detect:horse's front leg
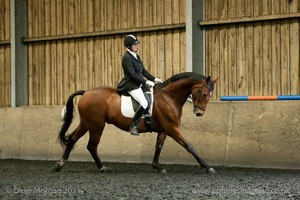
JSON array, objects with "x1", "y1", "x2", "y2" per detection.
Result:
[
  {"x1": 152, "y1": 132, "x2": 167, "y2": 173},
  {"x1": 169, "y1": 130, "x2": 216, "y2": 174}
]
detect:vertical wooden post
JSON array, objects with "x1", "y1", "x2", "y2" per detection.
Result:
[
  {"x1": 10, "y1": 0, "x2": 28, "y2": 106},
  {"x1": 186, "y1": 0, "x2": 205, "y2": 74}
]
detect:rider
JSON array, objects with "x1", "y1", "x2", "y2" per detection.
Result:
[{"x1": 117, "y1": 35, "x2": 162, "y2": 136}]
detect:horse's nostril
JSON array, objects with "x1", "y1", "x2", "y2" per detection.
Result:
[{"x1": 196, "y1": 113, "x2": 201, "y2": 117}]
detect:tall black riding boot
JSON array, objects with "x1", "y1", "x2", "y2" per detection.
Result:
[{"x1": 129, "y1": 105, "x2": 145, "y2": 136}]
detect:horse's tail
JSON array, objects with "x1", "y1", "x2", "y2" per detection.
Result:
[{"x1": 58, "y1": 90, "x2": 85, "y2": 146}]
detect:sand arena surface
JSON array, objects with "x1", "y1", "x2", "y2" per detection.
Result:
[{"x1": 0, "y1": 159, "x2": 299, "y2": 199}]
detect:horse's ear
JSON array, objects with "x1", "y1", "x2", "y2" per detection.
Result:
[
  {"x1": 206, "y1": 76, "x2": 211, "y2": 84},
  {"x1": 212, "y1": 77, "x2": 219, "y2": 84}
]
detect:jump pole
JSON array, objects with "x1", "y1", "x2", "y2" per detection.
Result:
[{"x1": 220, "y1": 95, "x2": 300, "y2": 101}]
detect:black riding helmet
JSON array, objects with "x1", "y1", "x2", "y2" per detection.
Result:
[{"x1": 124, "y1": 35, "x2": 140, "y2": 49}]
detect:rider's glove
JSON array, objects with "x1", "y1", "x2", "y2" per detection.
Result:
[
  {"x1": 145, "y1": 80, "x2": 155, "y2": 87},
  {"x1": 154, "y1": 78, "x2": 163, "y2": 84}
]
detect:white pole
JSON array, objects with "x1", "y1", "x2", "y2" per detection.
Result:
[
  {"x1": 10, "y1": 0, "x2": 16, "y2": 107},
  {"x1": 186, "y1": 0, "x2": 193, "y2": 72}
]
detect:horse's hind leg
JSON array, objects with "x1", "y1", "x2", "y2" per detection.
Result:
[
  {"x1": 52, "y1": 123, "x2": 88, "y2": 172},
  {"x1": 86, "y1": 124, "x2": 110, "y2": 172},
  {"x1": 152, "y1": 132, "x2": 167, "y2": 173}
]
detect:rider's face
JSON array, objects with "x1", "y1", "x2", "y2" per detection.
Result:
[{"x1": 130, "y1": 44, "x2": 138, "y2": 52}]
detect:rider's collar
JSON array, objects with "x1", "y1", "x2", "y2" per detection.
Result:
[{"x1": 127, "y1": 49, "x2": 138, "y2": 60}]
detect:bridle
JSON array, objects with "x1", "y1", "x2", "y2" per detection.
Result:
[
  {"x1": 191, "y1": 81, "x2": 213, "y2": 112},
  {"x1": 192, "y1": 86, "x2": 206, "y2": 111},
  {"x1": 156, "y1": 81, "x2": 214, "y2": 111}
]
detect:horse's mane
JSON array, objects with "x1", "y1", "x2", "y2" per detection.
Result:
[{"x1": 158, "y1": 72, "x2": 208, "y2": 88}]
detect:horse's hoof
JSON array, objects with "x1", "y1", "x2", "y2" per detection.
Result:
[
  {"x1": 99, "y1": 166, "x2": 112, "y2": 172},
  {"x1": 206, "y1": 167, "x2": 216, "y2": 174},
  {"x1": 154, "y1": 168, "x2": 167, "y2": 174},
  {"x1": 51, "y1": 164, "x2": 62, "y2": 172}
]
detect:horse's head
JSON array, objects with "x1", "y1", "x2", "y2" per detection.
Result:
[{"x1": 191, "y1": 76, "x2": 218, "y2": 117}]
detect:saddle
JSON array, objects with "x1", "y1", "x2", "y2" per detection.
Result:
[{"x1": 120, "y1": 87, "x2": 154, "y2": 131}]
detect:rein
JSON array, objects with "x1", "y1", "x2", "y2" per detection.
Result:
[
  {"x1": 155, "y1": 82, "x2": 211, "y2": 107},
  {"x1": 155, "y1": 86, "x2": 192, "y2": 103}
]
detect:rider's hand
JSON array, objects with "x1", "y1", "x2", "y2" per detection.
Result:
[
  {"x1": 154, "y1": 78, "x2": 163, "y2": 84},
  {"x1": 146, "y1": 80, "x2": 155, "y2": 87}
]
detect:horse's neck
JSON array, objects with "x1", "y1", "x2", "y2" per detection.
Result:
[{"x1": 165, "y1": 80, "x2": 195, "y2": 100}]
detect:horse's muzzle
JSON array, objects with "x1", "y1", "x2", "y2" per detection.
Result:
[{"x1": 193, "y1": 106, "x2": 205, "y2": 117}]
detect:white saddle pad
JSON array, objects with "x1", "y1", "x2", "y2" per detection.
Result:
[{"x1": 121, "y1": 88, "x2": 154, "y2": 118}]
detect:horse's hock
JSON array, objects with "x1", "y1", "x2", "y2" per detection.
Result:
[{"x1": 1, "y1": 101, "x2": 299, "y2": 169}]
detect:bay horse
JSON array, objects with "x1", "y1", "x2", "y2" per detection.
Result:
[{"x1": 52, "y1": 72, "x2": 218, "y2": 174}]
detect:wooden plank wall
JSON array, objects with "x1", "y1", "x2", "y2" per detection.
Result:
[
  {"x1": 2, "y1": 0, "x2": 299, "y2": 106},
  {"x1": 26, "y1": 0, "x2": 186, "y2": 105},
  {"x1": 0, "y1": 0, "x2": 10, "y2": 107},
  {"x1": 204, "y1": 0, "x2": 300, "y2": 100}
]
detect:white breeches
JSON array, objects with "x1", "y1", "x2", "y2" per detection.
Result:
[{"x1": 129, "y1": 87, "x2": 148, "y2": 109}]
